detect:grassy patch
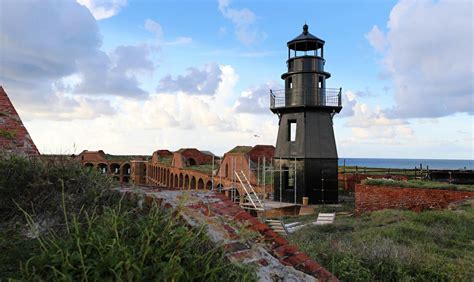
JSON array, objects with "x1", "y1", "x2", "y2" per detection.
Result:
[
  {"x1": 0, "y1": 129, "x2": 15, "y2": 139},
  {"x1": 364, "y1": 178, "x2": 474, "y2": 192},
  {"x1": 288, "y1": 200, "x2": 474, "y2": 281},
  {"x1": 158, "y1": 156, "x2": 172, "y2": 166},
  {"x1": 0, "y1": 154, "x2": 257, "y2": 280},
  {"x1": 20, "y1": 204, "x2": 256, "y2": 281},
  {"x1": 188, "y1": 163, "x2": 215, "y2": 175}
]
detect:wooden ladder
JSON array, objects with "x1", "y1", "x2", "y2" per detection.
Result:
[{"x1": 235, "y1": 170, "x2": 264, "y2": 211}]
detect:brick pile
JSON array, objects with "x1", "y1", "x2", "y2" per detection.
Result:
[
  {"x1": 0, "y1": 86, "x2": 39, "y2": 155},
  {"x1": 355, "y1": 184, "x2": 474, "y2": 214},
  {"x1": 119, "y1": 188, "x2": 338, "y2": 281}
]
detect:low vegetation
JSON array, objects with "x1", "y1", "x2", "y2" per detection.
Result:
[
  {"x1": 0, "y1": 129, "x2": 15, "y2": 139},
  {"x1": 287, "y1": 200, "x2": 474, "y2": 281},
  {"x1": 0, "y1": 154, "x2": 256, "y2": 281},
  {"x1": 364, "y1": 178, "x2": 474, "y2": 192}
]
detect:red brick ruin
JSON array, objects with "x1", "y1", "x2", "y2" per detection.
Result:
[{"x1": 0, "y1": 86, "x2": 39, "y2": 156}]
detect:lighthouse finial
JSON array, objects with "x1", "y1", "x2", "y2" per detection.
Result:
[{"x1": 303, "y1": 22, "x2": 308, "y2": 34}]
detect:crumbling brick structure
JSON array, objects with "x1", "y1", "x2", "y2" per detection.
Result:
[
  {"x1": 0, "y1": 86, "x2": 39, "y2": 155},
  {"x1": 355, "y1": 184, "x2": 474, "y2": 214}
]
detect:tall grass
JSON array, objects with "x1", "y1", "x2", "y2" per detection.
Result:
[
  {"x1": 288, "y1": 202, "x2": 474, "y2": 281},
  {"x1": 21, "y1": 203, "x2": 256, "y2": 281},
  {"x1": 0, "y1": 154, "x2": 256, "y2": 281}
]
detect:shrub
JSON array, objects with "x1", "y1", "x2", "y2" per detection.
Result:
[{"x1": 0, "y1": 154, "x2": 118, "y2": 222}]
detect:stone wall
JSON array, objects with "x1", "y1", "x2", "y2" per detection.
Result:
[{"x1": 355, "y1": 184, "x2": 474, "y2": 214}]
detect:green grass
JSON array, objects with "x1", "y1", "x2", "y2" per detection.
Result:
[
  {"x1": 19, "y1": 204, "x2": 255, "y2": 281},
  {"x1": 287, "y1": 200, "x2": 474, "y2": 281},
  {"x1": 187, "y1": 163, "x2": 216, "y2": 175},
  {"x1": 0, "y1": 129, "x2": 15, "y2": 139},
  {"x1": 0, "y1": 154, "x2": 257, "y2": 281},
  {"x1": 364, "y1": 178, "x2": 474, "y2": 192},
  {"x1": 339, "y1": 166, "x2": 419, "y2": 176},
  {"x1": 158, "y1": 156, "x2": 172, "y2": 166}
]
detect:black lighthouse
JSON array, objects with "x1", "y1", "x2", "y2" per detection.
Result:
[{"x1": 270, "y1": 24, "x2": 342, "y2": 204}]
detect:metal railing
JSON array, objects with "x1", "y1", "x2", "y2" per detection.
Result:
[{"x1": 270, "y1": 87, "x2": 342, "y2": 109}]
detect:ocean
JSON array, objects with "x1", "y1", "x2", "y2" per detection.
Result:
[{"x1": 338, "y1": 158, "x2": 473, "y2": 170}]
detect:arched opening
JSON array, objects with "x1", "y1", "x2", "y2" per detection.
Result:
[
  {"x1": 184, "y1": 175, "x2": 190, "y2": 189},
  {"x1": 225, "y1": 164, "x2": 229, "y2": 178},
  {"x1": 190, "y1": 176, "x2": 196, "y2": 190},
  {"x1": 197, "y1": 178, "x2": 204, "y2": 190},
  {"x1": 122, "y1": 163, "x2": 131, "y2": 183},
  {"x1": 97, "y1": 163, "x2": 108, "y2": 174},
  {"x1": 186, "y1": 158, "x2": 197, "y2": 166},
  {"x1": 216, "y1": 183, "x2": 224, "y2": 193},
  {"x1": 84, "y1": 163, "x2": 94, "y2": 171},
  {"x1": 206, "y1": 181, "x2": 212, "y2": 190},
  {"x1": 179, "y1": 173, "x2": 184, "y2": 188},
  {"x1": 110, "y1": 163, "x2": 120, "y2": 174},
  {"x1": 122, "y1": 163, "x2": 131, "y2": 175},
  {"x1": 174, "y1": 174, "x2": 179, "y2": 188},
  {"x1": 170, "y1": 173, "x2": 174, "y2": 187},
  {"x1": 110, "y1": 163, "x2": 120, "y2": 181}
]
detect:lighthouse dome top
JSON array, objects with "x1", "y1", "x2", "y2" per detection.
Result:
[{"x1": 287, "y1": 24, "x2": 325, "y2": 51}]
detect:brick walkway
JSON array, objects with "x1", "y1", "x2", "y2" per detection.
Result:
[{"x1": 118, "y1": 187, "x2": 338, "y2": 281}]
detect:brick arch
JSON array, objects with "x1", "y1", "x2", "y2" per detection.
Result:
[
  {"x1": 97, "y1": 163, "x2": 108, "y2": 174},
  {"x1": 84, "y1": 163, "x2": 94, "y2": 169},
  {"x1": 190, "y1": 176, "x2": 196, "y2": 190},
  {"x1": 216, "y1": 183, "x2": 225, "y2": 194},
  {"x1": 179, "y1": 173, "x2": 184, "y2": 189},
  {"x1": 185, "y1": 174, "x2": 190, "y2": 189},
  {"x1": 197, "y1": 178, "x2": 204, "y2": 190},
  {"x1": 206, "y1": 180, "x2": 212, "y2": 190},
  {"x1": 170, "y1": 173, "x2": 174, "y2": 187},
  {"x1": 174, "y1": 174, "x2": 179, "y2": 188},
  {"x1": 110, "y1": 163, "x2": 120, "y2": 175}
]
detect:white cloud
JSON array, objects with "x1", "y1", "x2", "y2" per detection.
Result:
[
  {"x1": 342, "y1": 101, "x2": 414, "y2": 143},
  {"x1": 156, "y1": 63, "x2": 222, "y2": 95},
  {"x1": 234, "y1": 82, "x2": 281, "y2": 114},
  {"x1": 76, "y1": 0, "x2": 127, "y2": 20},
  {"x1": 144, "y1": 19, "x2": 164, "y2": 39},
  {"x1": 0, "y1": 0, "x2": 156, "y2": 121},
  {"x1": 365, "y1": 25, "x2": 387, "y2": 52},
  {"x1": 339, "y1": 90, "x2": 358, "y2": 117},
  {"x1": 218, "y1": 0, "x2": 266, "y2": 45},
  {"x1": 368, "y1": 0, "x2": 473, "y2": 118}
]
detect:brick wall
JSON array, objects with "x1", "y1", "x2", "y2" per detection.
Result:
[
  {"x1": 339, "y1": 173, "x2": 408, "y2": 191},
  {"x1": 355, "y1": 184, "x2": 474, "y2": 214},
  {"x1": 0, "y1": 86, "x2": 39, "y2": 155}
]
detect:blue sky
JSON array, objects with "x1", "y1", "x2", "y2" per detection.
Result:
[{"x1": 1, "y1": 0, "x2": 472, "y2": 159}]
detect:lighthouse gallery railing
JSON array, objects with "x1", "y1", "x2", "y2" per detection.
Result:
[{"x1": 270, "y1": 87, "x2": 341, "y2": 109}]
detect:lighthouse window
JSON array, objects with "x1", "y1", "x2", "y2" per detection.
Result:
[
  {"x1": 289, "y1": 120, "x2": 297, "y2": 142},
  {"x1": 288, "y1": 77, "x2": 293, "y2": 89}
]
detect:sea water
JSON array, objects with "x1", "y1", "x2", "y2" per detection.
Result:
[{"x1": 338, "y1": 158, "x2": 473, "y2": 170}]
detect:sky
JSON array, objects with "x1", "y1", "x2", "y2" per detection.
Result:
[{"x1": 0, "y1": 0, "x2": 473, "y2": 159}]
